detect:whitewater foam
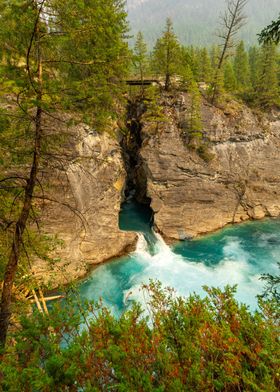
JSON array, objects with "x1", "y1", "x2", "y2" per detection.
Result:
[
  {"x1": 122, "y1": 232, "x2": 271, "y2": 311},
  {"x1": 79, "y1": 219, "x2": 280, "y2": 315}
]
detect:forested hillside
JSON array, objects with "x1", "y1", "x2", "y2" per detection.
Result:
[
  {"x1": 127, "y1": 0, "x2": 280, "y2": 46},
  {"x1": 0, "y1": 0, "x2": 279, "y2": 390}
]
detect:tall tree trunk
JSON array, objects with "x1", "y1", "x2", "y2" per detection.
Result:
[
  {"x1": 165, "y1": 73, "x2": 170, "y2": 91},
  {"x1": 0, "y1": 109, "x2": 42, "y2": 350},
  {"x1": 0, "y1": 13, "x2": 43, "y2": 350},
  {"x1": 211, "y1": 0, "x2": 247, "y2": 103},
  {"x1": 165, "y1": 40, "x2": 171, "y2": 91}
]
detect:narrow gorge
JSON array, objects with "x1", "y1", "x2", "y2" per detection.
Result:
[
  {"x1": 34, "y1": 92, "x2": 280, "y2": 294},
  {"x1": 1, "y1": 1, "x2": 279, "y2": 385}
]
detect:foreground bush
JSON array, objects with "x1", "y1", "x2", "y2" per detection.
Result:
[{"x1": 1, "y1": 283, "x2": 279, "y2": 391}]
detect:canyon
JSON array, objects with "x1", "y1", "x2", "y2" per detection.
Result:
[{"x1": 36, "y1": 94, "x2": 280, "y2": 286}]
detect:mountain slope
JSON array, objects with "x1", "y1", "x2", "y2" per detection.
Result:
[{"x1": 126, "y1": 0, "x2": 280, "y2": 46}]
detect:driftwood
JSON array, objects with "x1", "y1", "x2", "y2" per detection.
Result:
[
  {"x1": 32, "y1": 289, "x2": 43, "y2": 313},
  {"x1": 1, "y1": 281, "x2": 64, "y2": 313},
  {"x1": 29, "y1": 294, "x2": 65, "y2": 303},
  {"x1": 38, "y1": 287, "x2": 49, "y2": 314}
]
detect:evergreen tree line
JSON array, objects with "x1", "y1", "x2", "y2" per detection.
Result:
[
  {"x1": 0, "y1": 1, "x2": 278, "y2": 389},
  {"x1": 133, "y1": 19, "x2": 280, "y2": 109}
]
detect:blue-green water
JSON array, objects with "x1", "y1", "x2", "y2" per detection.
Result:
[{"x1": 79, "y1": 201, "x2": 280, "y2": 315}]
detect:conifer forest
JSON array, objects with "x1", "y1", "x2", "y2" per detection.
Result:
[{"x1": 0, "y1": 1, "x2": 279, "y2": 391}]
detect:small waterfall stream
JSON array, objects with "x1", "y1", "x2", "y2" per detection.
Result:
[{"x1": 78, "y1": 200, "x2": 280, "y2": 315}]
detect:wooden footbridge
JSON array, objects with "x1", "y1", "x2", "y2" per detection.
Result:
[{"x1": 126, "y1": 79, "x2": 160, "y2": 86}]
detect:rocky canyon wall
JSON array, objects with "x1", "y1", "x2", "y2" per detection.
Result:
[
  {"x1": 36, "y1": 116, "x2": 136, "y2": 286},
  {"x1": 36, "y1": 95, "x2": 280, "y2": 285},
  {"x1": 138, "y1": 93, "x2": 280, "y2": 240}
]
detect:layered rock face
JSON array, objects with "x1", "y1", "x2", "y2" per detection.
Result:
[
  {"x1": 36, "y1": 118, "x2": 136, "y2": 285},
  {"x1": 35, "y1": 95, "x2": 280, "y2": 284},
  {"x1": 139, "y1": 93, "x2": 280, "y2": 240}
]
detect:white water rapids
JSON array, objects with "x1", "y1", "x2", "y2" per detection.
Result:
[{"x1": 79, "y1": 221, "x2": 279, "y2": 316}]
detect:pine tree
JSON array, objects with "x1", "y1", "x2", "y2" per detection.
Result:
[
  {"x1": 224, "y1": 62, "x2": 237, "y2": 92},
  {"x1": 179, "y1": 64, "x2": 195, "y2": 91},
  {"x1": 151, "y1": 18, "x2": 181, "y2": 91},
  {"x1": 209, "y1": 68, "x2": 225, "y2": 104},
  {"x1": 256, "y1": 43, "x2": 279, "y2": 108},
  {"x1": 199, "y1": 48, "x2": 213, "y2": 84},
  {"x1": 133, "y1": 31, "x2": 149, "y2": 91},
  {"x1": 259, "y1": 15, "x2": 280, "y2": 45},
  {"x1": 210, "y1": 45, "x2": 221, "y2": 69},
  {"x1": 178, "y1": 47, "x2": 196, "y2": 90},
  {"x1": 52, "y1": 0, "x2": 130, "y2": 128},
  {"x1": 0, "y1": 0, "x2": 130, "y2": 350},
  {"x1": 249, "y1": 46, "x2": 259, "y2": 90},
  {"x1": 188, "y1": 46, "x2": 200, "y2": 80},
  {"x1": 234, "y1": 41, "x2": 251, "y2": 92}
]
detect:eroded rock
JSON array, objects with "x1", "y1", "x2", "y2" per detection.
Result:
[
  {"x1": 139, "y1": 93, "x2": 280, "y2": 240},
  {"x1": 36, "y1": 117, "x2": 136, "y2": 286}
]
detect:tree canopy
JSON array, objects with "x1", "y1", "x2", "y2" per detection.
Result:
[
  {"x1": 259, "y1": 15, "x2": 280, "y2": 45},
  {"x1": 0, "y1": 0, "x2": 130, "y2": 349},
  {"x1": 0, "y1": 282, "x2": 279, "y2": 391}
]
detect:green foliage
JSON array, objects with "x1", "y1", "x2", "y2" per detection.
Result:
[
  {"x1": 210, "y1": 45, "x2": 221, "y2": 69},
  {"x1": 151, "y1": 18, "x2": 181, "y2": 90},
  {"x1": 259, "y1": 14, "x2": 280, "y2": 44},
  {"x1": 234, "y1": 41, "x2": 251, "y2": 92},
  {"x1": 128, "y1": 17, "x2": 280, "y2": 111},
  {"x1": 208, "y1": 67, "x2": 225, "y2": 104},
  {"x1": 178, "y1": 64, "x2": 195, "y2": 91},
  {"x1": 133, "y1": 31, "x2": 149, "y2": 83},
  {"x1": 220, "y1": 41, "x2": 280, "y2": 108},
  {"x1": 0, "y1": 0, "x2": 131, "y2": 305},
  {"x1": 187, "y1": 46, "x2": 200, "y2": 80},
  {"x1": 196, "y1": 143, "x2": 215, "y2": 163},
  {"x1": 224, "y1": 62, "x2": 237, "y2": 92},
  {"x1": 259, "y1": 262, "x2": 280, "y2": 303},
  {"x1": 198, "y1": 48, "x2": 213, "y2": 84},
  {"x1": 142, "y1": 86, "x2": 167, "y2": 123},
  {"x1": 0, "y1": 0, "x2": 130, "y2": 130},
  {"x1": 1, "y1": 283, "x2": 279, "y2": 391},
  {"x1": 249, "y1": 46, "x2": 259, "y2": 90},
  {"x1": 256, "y1": 43, "x2": 280, "y2": 108}
]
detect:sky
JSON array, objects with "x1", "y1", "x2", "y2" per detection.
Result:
[{"x1": 126, "y1": 0, "x2": 280, "y2": 46}]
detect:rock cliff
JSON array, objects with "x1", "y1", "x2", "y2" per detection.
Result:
[
  {"x1": 36, "y1": 117, "x2": 136, "y2": 286},
  {"x1": 138, "y1": 93, "x2": 280, "y2": 240},
  {"x1": 35, "y1": 94, "x2": 280, "y2": 284}
]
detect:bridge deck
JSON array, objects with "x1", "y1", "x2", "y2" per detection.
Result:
[{"x1": 126, "y1": 79, "x2": 160, "y2": 86}]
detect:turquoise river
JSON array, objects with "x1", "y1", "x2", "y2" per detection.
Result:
[{"x1": 78, "y1": 200, "x2": 280, "y2": 315}]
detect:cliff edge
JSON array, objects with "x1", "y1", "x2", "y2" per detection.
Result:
[{"x1": 138, "y1": 92, "x2": 280, "y2": 240}]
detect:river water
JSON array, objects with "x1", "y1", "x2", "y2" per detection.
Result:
[{"x1": 79, "y1": 200, "x2": 280, "y2": 315}]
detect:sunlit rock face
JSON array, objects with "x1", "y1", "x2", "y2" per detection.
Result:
[
  {"x1": 33, "y1": 96, "x2": 280, "y2": 287},
  {"x1": 36, "y1": 116, "x2": 137, "y2": 286},
  {"x1": 139, "y1": 93, "x2": 280, "y2": 240}
]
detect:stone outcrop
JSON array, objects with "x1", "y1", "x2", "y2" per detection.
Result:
[
  {"x1": 36, "y1": 117, "x2": 136, "y2": 286},
  {"x1": 138, "y1": 93, "x2": 280, "y2": 240},
  {"x1": 32, "y1": 94, "x2": 280, "y2": 284}
]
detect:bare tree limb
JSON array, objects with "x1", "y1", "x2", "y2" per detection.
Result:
[{"x1": 211, "y1": 0, "x2": 248, "y2": 104}]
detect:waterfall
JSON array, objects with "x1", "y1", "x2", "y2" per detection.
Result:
[
  {"x1": 122, "y1": 229, "x2": 269, "y2": 311},
  {"x1": 80, "y1": 201, "x2": 280, "y2": 314},
  {"x1": 135, "y1": 230, "x2": 174, "y2": 261},
  {"x1": 135, "y1": 233, "x2": 148, "y2": 253},
  {"x1": 153, "y1": 231, "x2": 173, "y2": 254}
]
